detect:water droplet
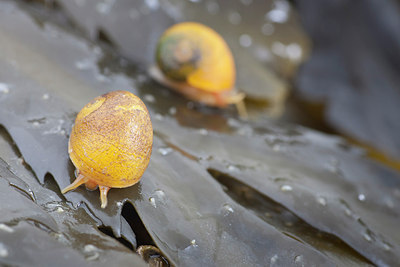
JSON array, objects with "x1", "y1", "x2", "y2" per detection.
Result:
[
  {"x1": 261, "y1": 23, "x2": 274, "y2": 35},
  {"x1": 96, "y1": 0, "x2": 115, "y2": 14},
  {"x1": 227, "y1": 165, "x2": 239, "y2": 172},
  {"x1": 0, "y1": 224, "x2": 14, "y2": 233},
  {"x1": 317, "y1": 196, "x2": 327, "y2": 206},
  {"x1": 383, "y1": 242, "x2": 392, "y2": 251},
  {"x1": 285, "y1": 221, "x2": 293, "y2": 227},
  {"x1": 154, "y1": 113, "x2": 164, "y2": 120},
  {"x1": 75, "y1": 59, "x2": 93, "y2": 70},
  {"x1": 149, "y1": 197, "x2": 156, "y2": 208},
  {"x1": 84, "y1": 244, "x2": 97, "y2": 252},
  {"x1": 91, "y1": 47, "x2": 102, "y2": 57},
  {"x1": 238, "y1": 127, "x2": 252, "y2": 136},
  {"x1": 271, "y1": 42, "x2": 287, "y2": 57},
  {"x1": 17, "y1": 157, "x2": 24, "y2": 165},
  {"x1": 0, "y1": 243, "x2": 8, "y2": 258},
  {"x1": 384, "y1": 197, "x2": 394, "y2": 209},
  {"x1": 206, "y1": 1, "x2": 219, "y2": 14},
  {"x1": 228, "y1": 11, "x2": 241, "y2": 25},
  {"x1": 272, "y1": 143, "x2": 281, "y2": 151},
  {"x1": 158, "y1": 147, "x2": 173, "y2": 156},
  {"x1": 116, "y1": 201, "x2": 123, "y2": 207},
  {"x1": 145, "y1": 0, "x2": 159, "y2": 10},
  {"x1": 42, "y1": 93, "x2": 50, "y2": 100},
  {"x1": 265, "y1": 0, "x2": 290, "y2": 23},
  {"x1": 154, "y1": 189, "x2": 166, "y2": 199},
  {"x1": 44, "y1": 203, "x2": 66, "y2": 215},
  {"x1": 190, "y1": 239, "x2": 198, "y2": 246},
  {"x1": 46, "y1": 202, "x2": 64, "y2": 212},
  {"x1": 266, "y1": 9, "x2": 288, "y2": 23},
  {"x1": 344, "y1": 208, "x2": 352, "y2": 217},
  {"x1": 222, "y1": 203, "x2": 234, "y2": 213},
  {"x1": 169, "y1": 106, "x2": 177, "y2": 115},
  {"x1": 90, "y1": 167, "x2": 94, "y2": 173},
  {"x1": 286, "y1": 43, "x2": 302, "y2": 61},
  {"x1": 358, "y1": 194, "x2": 366, "y2": 202},
  {"x1": 84, "y1": 244, "x2": 99, "y2": 261},
  {"x1": 255, "y1": 46, "x2": 272, "y2": 62},
  {"x1": 52, "y1": 232, "x2": 68, "y2": 243},
  {"x1": 340, "y1": 200, "x2": 353, "y2": 217},
  {"x1": 198, "y1": 129, "x2": 208, "y2": 135},
  {"x1": 56, "y1": 207, "x2": 64, "y2": 213},
  {"x1": 239, "y1": 34, "x2": 252, "y2": 47},
  {"x1": 270, "y1": 254, "x2": 278, "y2": 264},
  {"x1": 69, "y1": 148, "x2": 73, "y2": 153},
  {"x1": 29, "y1": 117, "x2": 47, "y2": 127},
  {"x1": 144, "y1": 94, "x2": 155, "y2": 103},
  {"x1": 240, "y1": 0, "x2": 253, "y2": 6},
  {"x1": 294, "y1": 255, "x2": 303, "y2": 265},
  {"x1": 363, "y1": 232, "x2": 372, "y2": 242},
  {"x1": 325, "y1": 158, "x2": 340, "y2": 173},
  {"x1": 280, "y1": 185, "x2": 292, "y2": 192},
  {"x1": 43, "y1": 23, "x2": 61, "y2": 38},
  {"x1": 227, "y1": 118, "x2": 240, "y2": 128},
  {"x1": 0, "y1": 83, "x2": 10, "y2": 94}
]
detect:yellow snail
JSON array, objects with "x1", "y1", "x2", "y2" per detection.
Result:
[
  {"x1": 62, "y1": 91, "x2": 153, "y2": 208},
  {"x1": 149, "y1": 22, "x2": 247, "y2": 117}
]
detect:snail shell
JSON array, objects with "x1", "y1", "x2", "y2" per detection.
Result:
[
  {"x1": 62, "y1": 90, "x2": 153, "y2": 208},
  {"x1": 150, "y1": 22, "x2": 245, "y2": 108}
]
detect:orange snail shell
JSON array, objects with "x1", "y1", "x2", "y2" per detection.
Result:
[
  {"x1": 62, "y1": 90, "x2": 153, "y2": 208},
  {"x1": 150, "y1": 22, "x2": 245, "y2": 110}
]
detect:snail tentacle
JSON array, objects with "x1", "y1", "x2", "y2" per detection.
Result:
[
  {"x1": 99, "y1": 186, "x2": 110, "y2": 209},
  {"x1": 61, "y1": 174, "x2": 88, "y2": 194}
]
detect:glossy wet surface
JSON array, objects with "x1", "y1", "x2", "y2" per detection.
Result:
[{"x1": 0, "y1": 0, "x2": 399, "y2": 266}]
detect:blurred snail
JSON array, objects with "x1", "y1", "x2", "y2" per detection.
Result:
[
  {"x1": 149, "y1": 22, "x2": 247, "y2": 117},
  {"x1": 62, "y1": 90, "x2": 153, "y2": 208}
]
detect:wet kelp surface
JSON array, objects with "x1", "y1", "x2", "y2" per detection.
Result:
[
  {"x1": 0, "y1": 124, "x2": 145, "y2": 266},
  {"x1": 0, "y1": 0, "x2": 399, "y2": 266},
  {"x1": 58, "y1": 0, "x2": 309, "y2": 116},
  {"x1": 294, "y1": 0, "x2": 400, "y2": 162}
]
